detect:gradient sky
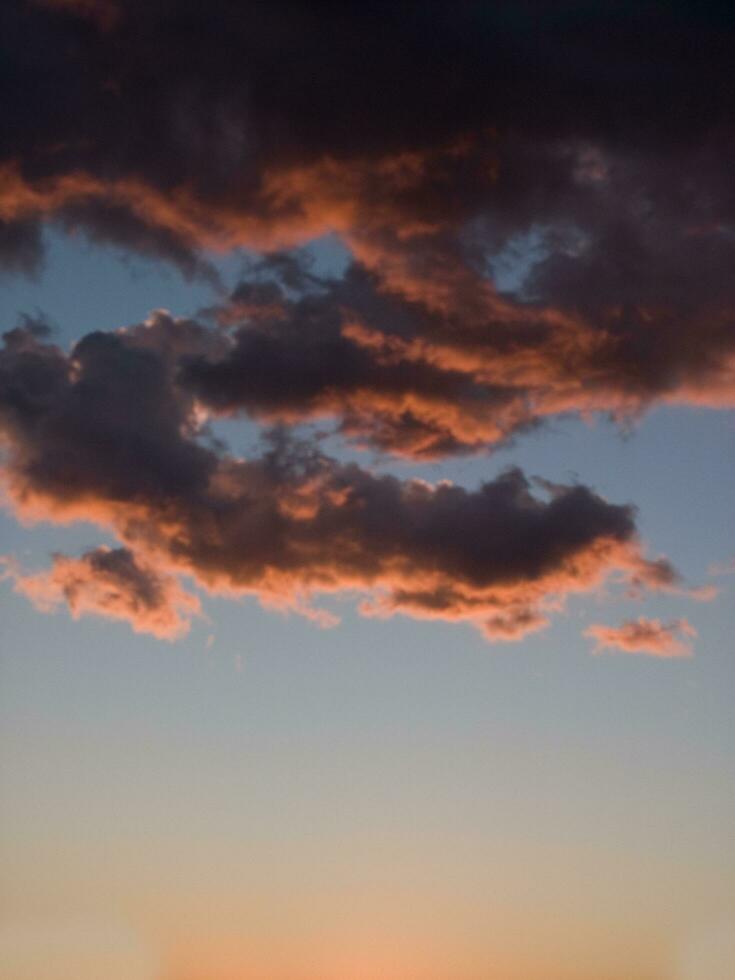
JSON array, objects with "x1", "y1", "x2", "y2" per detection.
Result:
[{"x1": 1, "y1": 4, "x2": 735, "y2": 980}]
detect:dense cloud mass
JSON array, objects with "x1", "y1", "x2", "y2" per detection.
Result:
[
  {"x1": 2, "y1": 1, "x2": 734, "y2": 454},
  {"x1": 0, "y1": 1, "x2": 730, "y2": 639},
  {"x1": 0, "y1": 320, "x2": 691, "y2": 639},
  {"x1": 183, "y1": 246, "x2": 733, "y2": 457},
  {"x1": 585, "y1": 617, "x2": 696, "y2": 658}
]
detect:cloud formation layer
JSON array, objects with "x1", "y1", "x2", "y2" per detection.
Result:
[
  {"x1": 1, "y1": 1, "x2": 734, "y2": 457},
  {"x1": 0, "y1": 1, "x2": 728, "y2": 641},
  {"x1": 0, "y1": 319, "x2": 689, "y2": 640}
]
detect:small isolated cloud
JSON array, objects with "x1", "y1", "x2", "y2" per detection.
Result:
[
  {"x1": 585, "y1": 617, "x2": 696, "y2": 658},
  {"x1": 1, "y1": 547, "x2": 200, "y2": 640}
]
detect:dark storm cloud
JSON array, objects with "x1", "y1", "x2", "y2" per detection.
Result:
[
  {"x1": 0, "y1": 218, "x2": 43, "y2": 275},
  {"x1": 0, "y1": 319, "x2": 688, "y2": 640},
  {"x1": 178, "y1": 239, "x2": 734, "y2": 456},
  {"x1": 182, "y1": 261, "x2": 533, "y2": 457},
  {"x1": 6, "y1": 1, "x2": 734, "y2": 178},
  {"x1": 1, "y1": 1, "x2": 734, "y2": 250},
  {"x1": 3, "y1": 0, "x2": 733, "y2": 453}
]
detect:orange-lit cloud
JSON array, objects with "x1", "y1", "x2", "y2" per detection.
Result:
[
  {"x1": 0, "y1": 320, "x2": 700, "y2": 642},
  {"x1": 1, "y1": 546, "x2": 201, "y2": 639},
  {"x1": 585, "y1": 617, "x2": 696, "y2": 658},
  {"x1": 3, "y1": 2, "x2": 735, "y2": 450},
  {"x1": 1, "y1": 1, "x2": 729, "y2": 641},
  {"x1": 176, "y1": 246, "x2": 735, "y2": 458}
]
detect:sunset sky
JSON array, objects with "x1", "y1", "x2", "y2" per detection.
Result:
[{"x1": 1, "y1": 3, "x2": 734, "y2": 979}]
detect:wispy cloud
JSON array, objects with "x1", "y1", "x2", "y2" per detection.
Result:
[{"x1": 585, "y1": 617, "x2": 697, "y2": 658}]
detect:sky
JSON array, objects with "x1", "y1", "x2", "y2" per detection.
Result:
[{"x1": 0, "y1": 2, "x2": 734, "y2": 979}]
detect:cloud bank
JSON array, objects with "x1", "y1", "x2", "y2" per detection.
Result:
[
  {"x1": 0, "y1": 319, "x2": 692, "y2": 640},
  {"x1": 1, "y1": 1, "x2": 734, "y2": 456},
  {"x1": 0, "y1": 1, "x2": 727, "y2": 641}
]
